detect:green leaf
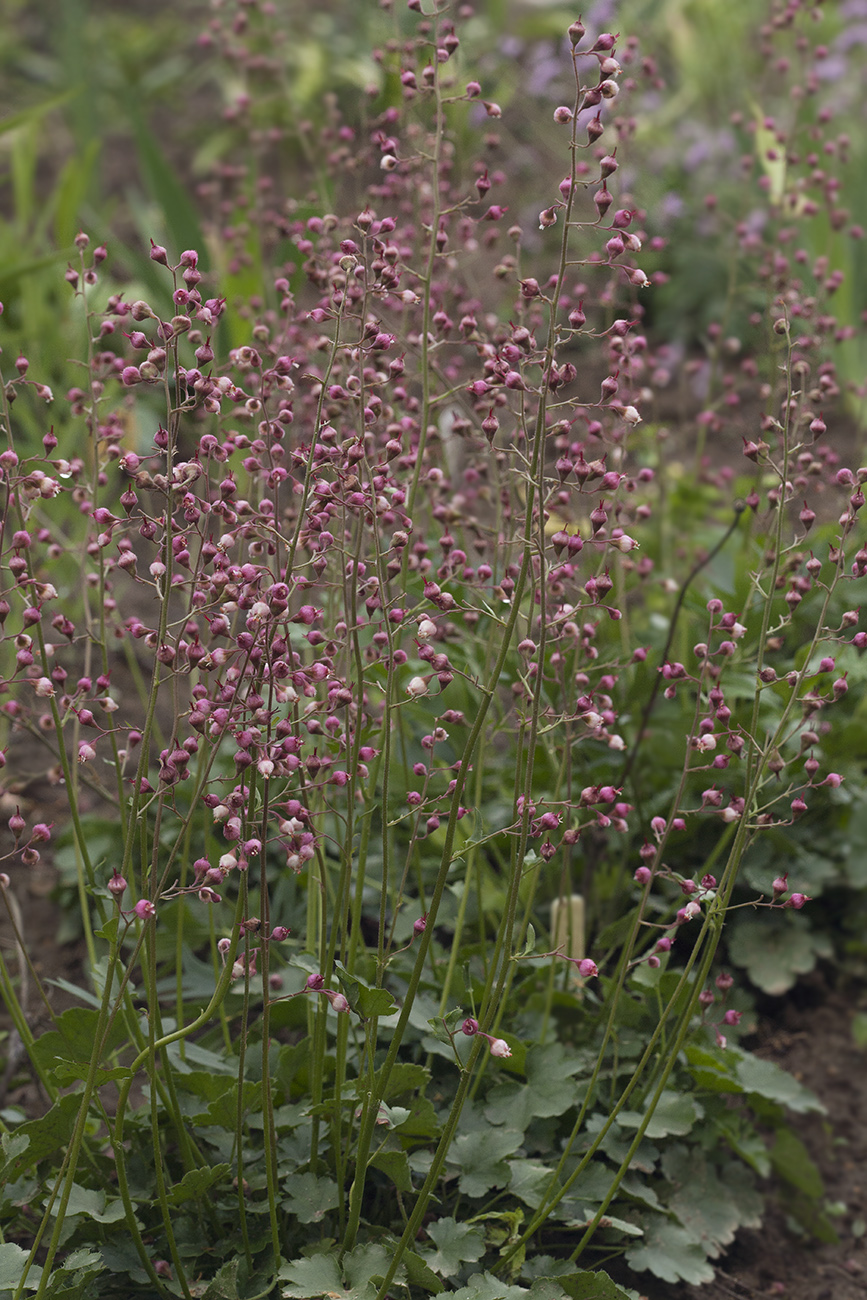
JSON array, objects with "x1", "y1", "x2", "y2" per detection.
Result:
[
  {"x1": 446, "y1": 1274, "x2": 584, "y2": 1300},
  {"x1": 769, "y1": 1128, "x2": 824, "y2": 1199},
  {"x1": 427, "y1": 1006, "x2": 466, "y2": 1046},
  {"x1": 51, "y1": 1061, "x2": 133, "y2": 1087},
  {"x1": 0, "y1": 1131, "x2": 29, "y2": 1170},
  {"x1": 520, "y1": 1258, "x2": 578, "y2": 1281},
  {"x1": 450, "y1": 1273, "x2": 527, "y2": 1300},
  {"x1": 357, "y1": 985, "x2": 398, "y2": 1017},
  {"x1": 165, "y1": 1163, "x2": 231, "y2": 1208},
  {"x1": 663, "y1": 1146, "x2": 763, "y2": 1258},
  {"x1": 165, "y1": 1037, "x2": 239, "y2": 1075},
  {"x1": 852, "y1": 1012, "x2": 867, "y2": 1049},
  {"x1": 618, "y1": 1089, "x2": 702, "y2": 1139},
  {"x1": 378, "y1": 1102, "x2": 411, "y2": 1129},
  {"x1": 280, "y1": 1252, "x2": 348, "y2": 1299},
  {"x1": 58, "y1": 1184, "x2": 126, "y2": 1224},
  {"x1": 127, "y1": 106, "x2": 208, "y2": 268},
  {"x1": 61, "y1": 1251, "x2": 105, "y2": 1272},
  {"x1": 558, "y1": 1160, "x2": 620, "y2": 1214},
  {"x1": 733, "y1": 1051, "x2": 824, "y2": 1114},
  {"x1": 559, "y1": 1272, "x2": 637, "y2": 1300},
  {"x1": 515, "y1": 924, "x2": 536, "y2": 958},
  {"x1": 566, "y1": 1208, "x2": 642, "y2": 1238},
  {"x1": 686, "y1": 1042, "x2": 823, "y2": 1115},
  {"x1": 282, "y1": 1172, "x2": 340, "y2": 1224},
  {"x1": 484, "y1": 1042, "x2": 591, "y2": 1130},
  {"x1": 201, "y1": 1257, "x2": 241, "y2": 1300},
  {"x1": 394, "y1": 1095, "x2": 441, "y2": 1141},
  {"x1": 728, "y1": 913, "x2": 832, "y2": 995},
  {"x1": 371, "y1": 1061, "x2": 430, "y2": 1101},
  {"x1": 402, "y1": 1250, "x2": 444, "y2": 1294},
  {"x1": 508, "y1": 1159, "x2": 552, "y2": 1209},
  {"x1": 526, "y1": 1283, "x2": 579, "y2": 1300},
  {"x1": 711, "y1": 1112, "x2": 772, "y2": 1179},
  {"x1": 450, "y1": 1126, "x2": 524, "y2": 1198},
  {"x1": 0, "y1": 91, "x2": 76, "y2": 139},
  {"x1": 29, "y1": 1006, "x2": 128, "y2": 1076},
  {"x1": 280, "y1": 1245, "x2": 399, "y2": 1300},
  {"x1": 40, "y1": 1246, "x2": 105, "y2": 1300},
  {"x1": 3, "y1": 1094, "x2": 80, "y2": 1180},
  {"x1": 421, "y1": 1217, "x2": 486, "y2": 1277},
  {"x1": 0, "y1": 1241, "x2": 41, "y2": 1288},
  {"x1": 195, "y1": 1080, "x2": 262, "y2": 1128},
  {"x1": 625, "y1": 1217, "x2": 715, "y2": 1286},
  {"x1": 332, "y1": 961, "x2": 397, "y2": 1018},
  {"x1": 370, "y1": 1149, "x2": 412, "y2": 1193},
  {"x1": 684, "y1": 1043, "x2": 740, "y2": 1093},
  {"x1": 93, "y1": 914, "x2": 119, "y2": 945},
  {"x1": 175, "y1": 1070, "x2": 237, "y2": 1107}
]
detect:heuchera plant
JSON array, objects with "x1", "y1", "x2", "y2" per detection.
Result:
[{"x1": 0, "y1": 1, "x2": 863, "y2": 1296}]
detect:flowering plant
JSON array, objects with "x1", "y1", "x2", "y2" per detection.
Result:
[{"x1": 0, "y1": 1, "x2": 862, "y2": 1296}]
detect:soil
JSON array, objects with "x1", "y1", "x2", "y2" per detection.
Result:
[
  {"x1": 655, "y1": 982, "x2": 867, "y2": 1300},
  {"x1": 3, "y1": 771, "x2": 867, "y2": 1298}
]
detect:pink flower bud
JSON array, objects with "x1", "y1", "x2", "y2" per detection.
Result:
[
  {"x1": 594, "y1": 187, "x2": 613, "y2": 217},
  {"x1": 108, "y1": 871, "x2": 127, "y2": 898},
  {"x1": 488, "y1": 1038, "x2": 512, "y2": 1058},
  {"x1": 785, "y1": 892, "x2": 810, "y2": 909},
  {"x1": 134, "y1": 898, "x2": 156, "y2": 921}
]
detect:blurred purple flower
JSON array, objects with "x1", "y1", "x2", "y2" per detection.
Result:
[{"x1": 836, "y1": 23, "x2": 867, "y2": 51}]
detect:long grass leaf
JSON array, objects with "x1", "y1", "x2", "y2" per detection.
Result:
[{"x1": 126, "y1": 105, "x2": 209, "y2": 269}]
